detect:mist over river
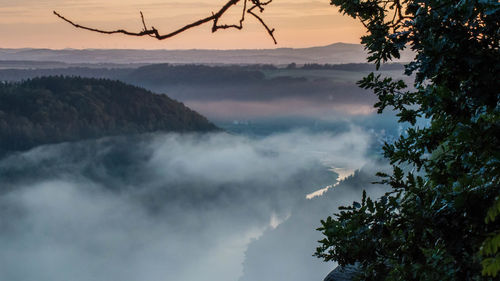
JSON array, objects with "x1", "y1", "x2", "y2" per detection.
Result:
[{"x1": 0, "y1": 128, "x2": 387, "y2": 281}]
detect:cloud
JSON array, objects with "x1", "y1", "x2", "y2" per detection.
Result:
[
  {"x1": 185, "y1": 99, "x2": 376, "y2": 120},
  {"x1": 0, "y1": 129, "x2": 373, "y2": 281},
  {"x1": 240, "y1": 163, "x2": 390, "y2": 281}
]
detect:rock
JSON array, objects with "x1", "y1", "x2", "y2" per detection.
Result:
[{"x1": 324, "y1": 264, "x2": 360, "y2": 281}]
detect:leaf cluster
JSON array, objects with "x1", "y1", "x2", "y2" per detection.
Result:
[{"x1": 316, "y1": 0, "x2": 500, "y2": 279}]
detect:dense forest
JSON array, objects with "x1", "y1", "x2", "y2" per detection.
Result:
[{"x1": 0, "y1": 76, "x2": 218, "y2": 153}]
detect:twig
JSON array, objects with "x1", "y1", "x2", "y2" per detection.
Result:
[{"x1": 247, "y1": 4, "x2": 277, "y2": 44}]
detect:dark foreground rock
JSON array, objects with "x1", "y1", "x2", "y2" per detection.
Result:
[{"x1": 324, "y1": 264, "x2": 360, "y2": 281}]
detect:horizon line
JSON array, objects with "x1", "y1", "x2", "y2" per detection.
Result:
[{"x1": 0, "y1": 42, "x2": 360, "y2": 52}]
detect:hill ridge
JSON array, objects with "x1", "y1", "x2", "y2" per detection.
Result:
[
  {"x1": 0, "y1": 43, "x2": 414, "y2": 65},
  {"x1": 0, "y1": 76, "x2": 218, "y2": 153}
]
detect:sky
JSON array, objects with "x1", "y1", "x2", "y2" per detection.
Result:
[{"x1": 0, "y1": 0, "x2": 365, "y2": 49}]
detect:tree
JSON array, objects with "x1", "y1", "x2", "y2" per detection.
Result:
[{"x1": 315, "y1": 0, "x2": 499, "y2": 280}]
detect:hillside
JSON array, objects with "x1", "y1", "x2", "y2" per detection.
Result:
[
  {"x1": 0, "y1": 43, "x2": 414, "y2": 65},
  {"x1": 0, "y1": 76, "x2": 218, "y2": 153},
  {"x1": 0, "y1": 63, "x2": 408, "y2": 123}
]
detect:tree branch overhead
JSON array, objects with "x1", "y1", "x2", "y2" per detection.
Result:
[{"x1": 53, "y1": 0, "x2": 276, "y2": 44}]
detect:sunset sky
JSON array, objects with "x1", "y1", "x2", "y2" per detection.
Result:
[{"x1": 0, "y1": 0, "x2": 365, "y2": 49}]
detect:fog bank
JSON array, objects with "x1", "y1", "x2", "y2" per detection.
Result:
[{"x1": 0, "y1": 129, "x2": 376, "y2": 281}]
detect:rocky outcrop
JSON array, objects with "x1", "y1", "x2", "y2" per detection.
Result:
[{"x1": 324, "y1": 264, "x2": 360, "y2": 281}]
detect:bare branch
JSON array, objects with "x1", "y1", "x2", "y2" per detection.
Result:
[
  {"x1": 247, "y1": 2, "x2": 277, "y2": 44},
  {"x1": 140, "y1": 12, "x2": 155, "y2": 38},
  {"x1": 53, "y1": 0, "x2": 277, "y2": 44}
]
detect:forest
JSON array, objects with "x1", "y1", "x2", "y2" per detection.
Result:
[{"x1": 0, "y1": 76, "x2": 217, "y2": 153}]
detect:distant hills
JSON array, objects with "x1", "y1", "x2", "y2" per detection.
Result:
[
  {"x1": 0, "y1": 63, "x2": 408, "y2": 123},
  {"x1": 0, "y1": 43, "x2": 414, "y2": 65},
  {"x1": 0, "y1": 76, "x2": 218, "y2": 153}
]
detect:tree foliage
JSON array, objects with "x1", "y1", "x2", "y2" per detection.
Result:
[
  {"x1": 0, "y1": 76, "x2": 217, "y2": 154},
  {"x1": 315, "y1": 0, "x2": 500, "y2": 280}
]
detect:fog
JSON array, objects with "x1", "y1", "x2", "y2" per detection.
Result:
[
  {"x1": 0, "y1": 63, "x2": 410, "y2": 123},
  {"x1": 0, "y1": 129, "x2": 385, "y2": 281}
]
